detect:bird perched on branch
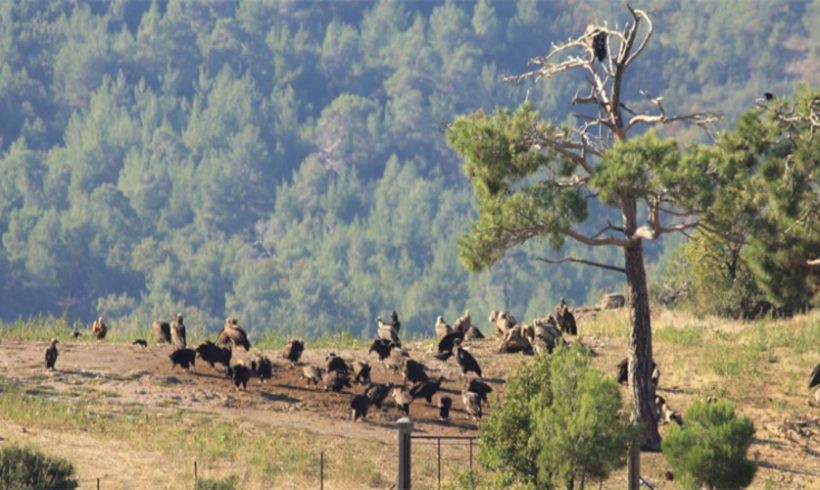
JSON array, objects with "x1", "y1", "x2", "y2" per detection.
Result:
[
  {"x1": 44, "y1": 338, "x2": 59, "y2": 370},
  {"x1": 586, "y1": 26, "x2": 607, "y2": 62}
]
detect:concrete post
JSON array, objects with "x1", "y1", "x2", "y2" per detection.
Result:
[{"x1": 397, "y1": 417, "x2": 412, "y2": 490}]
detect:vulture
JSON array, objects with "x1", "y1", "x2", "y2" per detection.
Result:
[
  {"x1": 462, "y1": 391, "x2": 482, "y2": 421},
  {"x1": 170, "y1": 348, "x2": 196, "y2": 370},
  {"x1": 352, "y1": 360, "x2": 371, "y2": 385},
  {"x1": 498, "y1": 325, "x2": 534, "y2": 355},
  {"x1": 71, "y1": 329, "x2": 81, "y2": 339},
  {"x1": 232, "y1": 362, "x2": 252, "y2": 390},
  {"x1": 403, "y1": 359, "x2": 430, "y2": 384},
  {"x1": 218, "y1": 318, "x2": 251, "y2": 351},
  {"x1": 171, "y1": 314, "x2": 186, "y2": 349},
  {"x1": 153, "y1": 320, "x2": 171, "y2": 344},
  {"x1": 764, "y1": 92, "x2": 776, "y2": 101},
  {"x1": 381, "y1": 310, "x2": 401, "y2": 333},
  {"x1": 195, "y1": 341, "x2": 232, "y2": 373},
  {"x1": 809, "y1": 364, "x2": 820, "y2": 390},
  {"x1": 44, "y1": 338, "x2": 59, "y2": 370},
  {"x1": 392, "y1": 386, "x2": 412, "y2": 415},
  {"x1": 434, "y1": 316, "x2": 452, "y2": 339},
  {"x1": 302, "y1": 365, "x2": 322, "y2": 386},
  {"x1": 488, "y1": 310, "x2": 516, "y2": 337},
  {"x1": 383, "y1": 347, "x2": 407, "y2": 371},
  {"x1": 591, "y1": 29, "x2": 607, "y2": 62},
  {"x1": 436, "y1": 330, "x2": 465, "y2": 361},
  {"x1": 326, "y1": 353, "x2": 350, "y2": 374},
  {"x1": 365, "y1": 383, "x2": 393, "y2": 409},
  {"x1": 438, "y1": 396, "x2": 452, "y2": 421},
  {"x1": 91, "y1": 317, "x2": 107, "y2": 340},
  {"x1": 377, "y1": 318, "x2": 400, "y2": 345},
  {"x1": 251, "y1": 355, "x2": 273, "y2": 383},
  {"x1": 464, "y1": 324, "x2": 485, "y2": 341},
  {"x1": 132, "y1": 339, "x2": 148, "y2": 348},
  {"x1": 617, "y1": 358, "x2": 658, "y2": 385},
  {"x1": 283, "y1": 338, "x2": 304, "y2": 367},
  {"x1": 555, "y1": 298, "x2": 577, "y2": 336},
  {"x1": 369, "y1": 338, "x2": 398, "y2": 363},
  {"x1": 455, "y1": 339, "x2": 482, "y2": 378},
  {"x1": 464, "y1": 378, "x2": 492, "y2": 406},
  {"x1": 324, "y1": 370, "x2": 352, "y2": 392},
  {"x1": 351, "y1": 394, "x2": 371, "y2": 422},
  {"x1": 452, "y1": 310, "x2": 472, "y2": 335},
  {"x1": 410, "y1": 376, "x2": 444, "y2": 404},
  {"x1": 655, "y1": 396, "x2": 683, "y2": 426}
]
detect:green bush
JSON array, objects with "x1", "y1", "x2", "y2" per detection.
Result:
[
  {"x1": 662, "y1": 400, "x2": 757, "y2": 489},
  {"x1": 193, "y1": 475, "x2": 239, "y2": 490},
  {"x1": 0, "y1": 444, "x2": 77, "y2": 489},
  {"x1": 479, "y1": 345, "x2": 640, "y2": 489}
]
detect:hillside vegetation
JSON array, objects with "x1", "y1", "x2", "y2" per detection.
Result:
[{"x1": 1, "y1": 0, "x2": 818, "y2": 337}]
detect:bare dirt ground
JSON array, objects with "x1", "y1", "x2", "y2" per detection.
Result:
[{"x1": 1, "y1": 311, "x2": 818, "y2": 489}]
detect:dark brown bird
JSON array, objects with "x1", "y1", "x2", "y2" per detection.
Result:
[
  {"x1": 153, "y1": 320, "x2": 171, "y2": 344},
  {"x1": 324, "y1": 370, "x2": 352, "y2": 392},
  {"x1": 171, "y1": 313, "x2": 186, "y2": 349},
  {"x1": 352, "y1": 360, "x2": 371, "y2": 385},
  {"x1": 283, "y1": 338, "x2": 304, "y2": 367},
  {"x1": 91, "y1": 317, "x2": 107, "y2": 340},
  {"x1": 170, "y1": 348, "x2": 196, "y2": 370},
  {"x1": 439, "y1": 396, "x2": 452, "y2": 421},
  {"x1": 464, "y1": 378, "x2": 492, "y2": 406},
  {"x1": 365, "y1": 383, "x2": 393, "y2": 409},
  {"x1": 410, "y1": 376, "x2": 444, "y2": 404},
  {"x1": 195, "y1": 341, "x2": 232, "y2": 374},
  {"x1": 436, "y1": 330, "x2": 464, "y2": 361},
  {"x1": 251, "y1": 355, "x2": 273, "y2": 383},
  {"x1": 617, "y1": 358, "x2": 658, "y2": 385},
  {"x1": 218, "y1": 318, "x2": 250, "y2": 351},
  {"x1": 132, "y1": 339, "x2": 148, "y2": 348},
  {"x1": 403, "y1": 359, "x2": 429, "y2": 384},
  {"x1": 810, "y1": 364, "x2": 820, "y2": 389},
  {"x1": 455, "y1": 339, "x2": 482, "y2": 378},
  {"x1": 326, "y1": 353, "x2": 350, "y2": 374},
  {"x1": 232, "y1": 362, "x2": 252, "y2": 390},
  {"x1": 44, "y1": 338, "x2": 59, "y2": 370},
  {"x1": 592, "y1": 30, "x2": 607, "y2": 62},
  {"x1": 351, "y1": 394, "x2": 371, "y2": 422},
  {"x1": 369, "y1": 338, "x2": 398, "y2": 363},
  {"x1": 462, "y1": 391, "x2": 482, "y2": 420}
]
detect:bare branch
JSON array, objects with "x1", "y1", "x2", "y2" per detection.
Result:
[
  {"x1": 536, "y1": 256, "x2": 626, "y2": 274},
  {"x1": 567, "y1": 227, "x2": 631, "y2": 247},
  {"x1": 624, "y1": 6, "x2": 653, "y2": 68}
]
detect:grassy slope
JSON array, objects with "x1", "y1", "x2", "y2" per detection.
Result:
[{"x1": 1, "y1": 309, "x2": 818, "y2": 489}]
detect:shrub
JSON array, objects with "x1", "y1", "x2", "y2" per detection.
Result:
[
  {"x1": 194, "y1": 475, "x2": 239, "y2": 490},
  {"x1": 662, "y1": 400, "x2": 757, "y2": 489},
  {"x1": 0, "y1": 444, "x2": 77, "y2": 489},
  {"x1": 479, "y1": 345, "x2": 640, "y2": 489}
]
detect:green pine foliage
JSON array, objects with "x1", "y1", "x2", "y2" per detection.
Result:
[
  {"x1": 479, "y1": 345, "x2": 640, "y2": 489},
  {"x1": 0, "y1": 444, "x2": 78, "y2": 489},
  {"x1": 662, "y1": 400, "x2": 757, "y2": 490}
]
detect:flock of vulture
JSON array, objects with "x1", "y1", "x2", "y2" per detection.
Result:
[{"x1": 40, "y1": 303, "x2": 820, "y2": 427}]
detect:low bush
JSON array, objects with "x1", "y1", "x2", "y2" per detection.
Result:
[{"x1": 0, "y1": 444, "x2": 78, "y2": 489}]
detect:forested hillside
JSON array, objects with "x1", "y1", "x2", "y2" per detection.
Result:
[{"x1": 0, "y1": 0, "x2": 817, "y2": 337}]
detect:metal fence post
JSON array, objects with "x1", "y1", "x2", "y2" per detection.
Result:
[
  {"x1": 397, "y1": 417, "x2": 412, "y2": 490},
  {"x1": 194, "y1": 460, "x2": 198, "y2": 484},
  {"x1": 96, "y1": 478, "x2": 100, "y2": 490},
  {"x1": 469, "y1": 439, "x2": 473, "y2": 469},
  {"x1": 437, "y1": 437, "x2": 441, "y2": 490},
  {"x1": 320, "y1": 451, "x2": 324, "y2": 490}
]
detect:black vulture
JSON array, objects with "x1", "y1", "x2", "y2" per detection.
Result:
[
  {"x1": 44, "y1": 339, "x2": 58, "y2": 370},
  {"x1": 324, "y1": 370, "x2": 352, "y2": 392},
  {"x1": 302, "y1": 365, "x2": 322, "y2": 386},
  {"x1": 383, "y1": 310, "x2": 400, "y2": 333},
  {"x1": 365, "y1": 383, "x2": 393, "y2": 409},
  {"x1": 196, "y1": 341, "x2": 232, "y2": 373},
  {"x1": 171, "y1": 314, "x2": 186, "y2": 349},
  {"x1": 764, "y1": 92, "x2": 775, "y2": 101},
  {"x1": 463, "y1": 378, "x2": 492, "y2": 406},
  {"x1": 392, "y1": 387, "x2": 412, "y2": 415},
  {"x1": 352, "y1": 360, "x2": 371, "y2": 385},
  {"x1": 251, "y1": 355, "x2": 273, "y2": 383},
  {"x1": 326, "y1": 353, "x2": 350, "y2": 374},
  {"x1": 91, "y1": 317, "x2": 107, "y2": 340},
  {"x1": 617, "y1": 358, "x2": 658, "y2": 385},
  {"x1": 153, "y1": 320, "x2": 171, "y2": 344},
  {"x1": 351, "y1": 394, "x2": 371, "y2": 422},
  {"x1": 369, "y1": 338, "x2": 397, "y2": 362},
  {"x1": 436, "y1": 330, "x2": 465, "y2": 361},
  {"x1": 232, "y1": 362, "x2": 252, "y2": 390},
  {"x1": 283, "y1": 338, "x2": 304, "y2": 367},
  {"x1": 592, "y1": 30, "x2": 607, "y2": 62},
  {"x1": 383, "y1": 347, "x2": 406, "y2": 371},
  {"x1": 410, "y1": 376, "x2": 444, "y2": 404},
  {"x1": 439, "y1": 396, "x2": 452, "y2": 421},
  {"x1": 218, "y1": 318, "x2": 251, "y2": 351},
  {"x1": 132, "y1": 339, "x2": 148, "y2": 348},
  {"x1": 464, "y1": 325, "x2": 485, "y2": 340},
  {"x1": 809, "y1": 364, "x2": 820, "y2": 389},
  {"x1": 71, "y1": 329, "x2": 81, "y2": 339},
  {"x1": 462, "y1": 391, "x2": 482, "y2": 421},
  {"x1": 170, "y1": 348, "x2": 196, "y2": 370},
  {"x1": 403, "y1": 359, "x2": 429, "y2": 384},
  {"x1": 455, "y1": 340, "x2": 482, "y2": 378}
]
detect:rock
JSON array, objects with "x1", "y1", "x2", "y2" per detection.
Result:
[{"x1": 600, "y1": 293, "x2": 626, "y2": 309}]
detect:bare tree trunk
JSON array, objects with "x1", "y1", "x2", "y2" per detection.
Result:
[{"x1": 623, "y1": 198, "x2": 662, "y2": 455}]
